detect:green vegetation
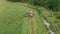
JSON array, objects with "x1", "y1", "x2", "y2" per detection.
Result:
[
  {"x1": 37, "y1": 7, "x2": 60, "y2": 34},
  {"x1": 0, "y1": 0, "x2": 48, "y2": 34},
  {"x1": 8, "y1": 0, "x2": 60, "y2": 10},
  {"x1": 22, "y1": 3, "x2": 60, "y2": 34},
  {"x1": 0, "y1": 0, "x2": 60, "y2": 34}
]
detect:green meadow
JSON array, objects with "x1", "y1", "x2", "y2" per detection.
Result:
[{"x1": 0, "y1": 0, "x2": 48, "y2": 34}]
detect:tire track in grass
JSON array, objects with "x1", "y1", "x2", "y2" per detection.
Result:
[
  {"x1": 28, "y1": 17, "x2": 37, "y2": 34},
  {"x1": 25, "y1": 6, "x2": 37, "y2": 34},
  {"x1": 22, "y1": 9, "x2": 35, "y2": 34},
  {"x1": 27, "y1": 11, "x2": 37, "y2": 34},
  {"x1": 32, "y1": 11, "x2": 39, "y2": 34},
  {"x1": 29, "y1": 10, "x2": 38, "y2": 34},
  {"x1": 28, "y1": 17, "x2": 33, "y2": 34},
  {"x1": 31, "y1": 17, "x2": 37, "y2": 34},
  {"x1": 22, "y1": 9, "x2": 33, "y2": 34}
]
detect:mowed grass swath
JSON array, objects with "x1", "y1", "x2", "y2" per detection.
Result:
[
  {"x1": 37, "y1": 7, "x2": 60, "y2": 34},
  {"x1": 0, "y1": 0, "x2": 48, "y2": 34}
]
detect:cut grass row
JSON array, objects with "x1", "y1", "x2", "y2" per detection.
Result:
[
  {"x1": 0, "y1": 0, "x2": 48, "y2": 34},
  {"x1": 37, "y1": 7, "x2": 60, "y2": 34},
  {"x1": 21, "y1": 3, "x2": 49, "y2": 34},
  {"x1": 24, "y1": 4, "x2": 60, "y2": 34}
]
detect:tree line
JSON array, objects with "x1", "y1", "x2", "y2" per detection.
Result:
[{"x1": 7, "y1": 0, "x2": 60, "y2": 11}]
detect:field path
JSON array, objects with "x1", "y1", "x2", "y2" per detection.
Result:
[{"x1": 28, "y1": 18, "x2": 32, "y2": 34}]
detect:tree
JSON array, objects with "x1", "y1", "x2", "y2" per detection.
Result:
[{"x1": 8, "y1": 0, "x2": 60, "y2": 11}]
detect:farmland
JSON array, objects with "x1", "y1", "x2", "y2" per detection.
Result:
[
  {"x1": 38, "y1": 7, "x2": 60, "y2": 34},
  {"x1": 0, "y1": 0, "x2": 60, "y2": 34},
  {"x1": 0, "y1": 0, "x2": 48, "y2": 34}
]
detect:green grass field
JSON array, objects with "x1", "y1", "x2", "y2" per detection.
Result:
[
  {"x1": 0, "y1": 0, "x2": 48, "y2": 34},
  {"x1": 37, "y1": 7, "x2": 60, "y2": 34},
  {"x1": 24, "y1": 4, "x2": 60, "y2": 34}
]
